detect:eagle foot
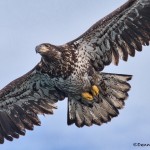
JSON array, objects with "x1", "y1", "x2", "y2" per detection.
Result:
[
  {"x1": 81, "y1": 85, "x2": 100, "y2": 101},
  {"x1": 91, "y1": 85, "x2": 99, "y2": 96}
]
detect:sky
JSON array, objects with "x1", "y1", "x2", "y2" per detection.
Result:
[{"x1": 0, "y1": 0, "x2": 150, "y2": 150}]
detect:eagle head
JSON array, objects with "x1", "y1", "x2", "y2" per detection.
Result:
[{"x1": 35, "y1": 43, "x2": 62, "y2": 61}]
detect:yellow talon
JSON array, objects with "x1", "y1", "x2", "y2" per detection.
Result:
[
  {"x1": 81, "y1": 92, "x2": 93, "y2": 101},
  {"x1": 91, "y1": 85, "x2": 99, "y2": 96},
  {"x1": 81, "y1": 85, "x2": 99, "y2": 101}
]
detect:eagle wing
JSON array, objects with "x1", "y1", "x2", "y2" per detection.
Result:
[
  {"x1": 67, "y1": 0, "x2": 150, "y2": 71},
  {"x1": 0, "y1": 63, "x2": 65, "y2": 143}
]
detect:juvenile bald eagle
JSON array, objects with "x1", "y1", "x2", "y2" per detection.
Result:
[{"x1": 0, "y1": 0, "x2": 149, "y2": 144}]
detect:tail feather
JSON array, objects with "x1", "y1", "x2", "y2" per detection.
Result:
[{"x1": 67, "y1": 72, "x2": 132, "y2": 127}]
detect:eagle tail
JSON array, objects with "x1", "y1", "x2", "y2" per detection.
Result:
[{"x1": 67, "y1": 73, "x2": 132, "y2": 127}]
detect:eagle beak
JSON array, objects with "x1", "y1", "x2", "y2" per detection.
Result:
[{"x1": 35, "y1": 45, "x2": 40, "y2": 54}]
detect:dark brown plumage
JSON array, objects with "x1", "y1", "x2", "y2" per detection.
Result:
[{"x1": 0, "y1": 0, "x2": 149, "y2": 144}]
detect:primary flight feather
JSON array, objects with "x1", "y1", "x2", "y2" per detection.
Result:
[{"x1": 0, "y1": 0, "x2": 149, "y2": 143}]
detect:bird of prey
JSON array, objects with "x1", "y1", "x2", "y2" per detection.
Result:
[{"x1": 0, "y1": 0, "x2": 149, "y2": 144}]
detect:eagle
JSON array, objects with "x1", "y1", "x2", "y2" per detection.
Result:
[{"x1": 0, "y1": 0, "x2": 149, "y2": 144}]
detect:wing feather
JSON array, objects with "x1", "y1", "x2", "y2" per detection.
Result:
[
  {"x1": 0, "y1": 63, "x2": 65, "y2": 143},
  {"x1": 67, "y1": 0, "x2": 150, "y2": 70}
]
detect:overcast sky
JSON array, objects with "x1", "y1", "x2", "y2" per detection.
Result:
[{"x1": 0, "y1": 0, "x2": 150, "y2": 150}]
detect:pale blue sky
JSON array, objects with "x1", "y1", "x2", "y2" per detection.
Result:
[{"x1": 0, "y1": 0, "x2": 150, "y2": 150}]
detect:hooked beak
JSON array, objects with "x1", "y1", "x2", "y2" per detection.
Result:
[{"x1": 35, "y1": 45, "x2": 40, "y2": 54}]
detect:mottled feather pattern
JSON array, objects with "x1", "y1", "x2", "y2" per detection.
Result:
[
  {"x1": 39, "y1": 46, "x2": 78, "y2": 79},
  {"x1": 68, "y1": 0, "x2": 150, "y2": 69},
  {"x1": 0, "y1": 0, "x2": 149, "y2": 144},
  {"x1": 0, "y1": 65, "x2": 65, "y2": 143},
  {"x1": 68, "y1": 73, "x2": 132, "y2": 127}
]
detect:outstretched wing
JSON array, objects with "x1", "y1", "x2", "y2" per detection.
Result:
[
  {"x1": 0, "y1": 63, "x2": 65, "y2": 143},
  {"x1": 67, "y1": 0, "x2": 150, "y2": 71}
]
